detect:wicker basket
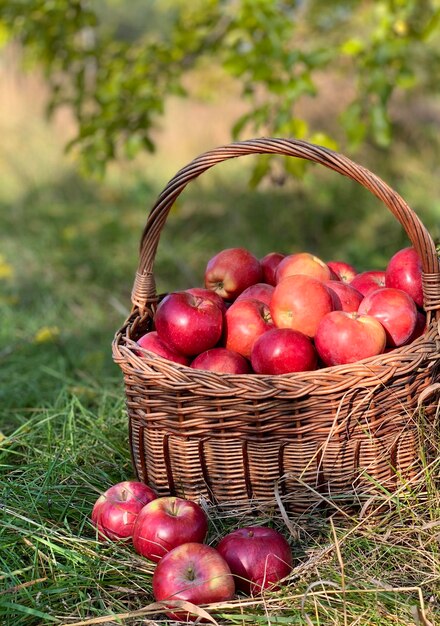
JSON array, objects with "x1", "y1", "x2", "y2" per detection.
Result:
[{"x1": 112, "y1": 138, "x2": 440, "y2": 514}]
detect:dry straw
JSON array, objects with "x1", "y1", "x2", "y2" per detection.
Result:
[{"x1": 112, "y1": 138, "x2": 440, "y2": 514}]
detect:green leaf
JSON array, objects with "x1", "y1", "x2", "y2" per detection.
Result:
[
  {"x1": 249, "y1": 154, "x2": 271, "y2": 188},
  {"x1": 396, "y1": 70, "x2": 417, "y2": 90},
  {"x1": 0, "y1": 21, "x2": 11, "y2": 48},
  {"x1": 276, "y1": 117, "x2": 309, "y2": 139},
  {"x1": 341, "y1": 102, "x2": 367, "y2": 149},
  {"x1": 124, "y1": 134, "x2": 143, "y2": 159},
  {"x1": 340, "y1": 37, "x2": 364, "y2": 56},
  {"x1": 284, "y1": 155, "x2": 307, "y2": 179},
  {"x1": 308, "y1": 132, "x2": 338, "y2": 151},
  {"x1": 232, "y1": 112, "x2": 255, "y2": 140},
  {"x1": 370, "y1": 103, "x2": 391, "y2": 147}
]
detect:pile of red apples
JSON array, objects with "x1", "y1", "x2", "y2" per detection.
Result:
[
  {"x1": 136, "y1": 246, "x2": 425, "y2": 374},
  {"x1": 91, "y1": 481, "x2": 293, "y2": 621}
]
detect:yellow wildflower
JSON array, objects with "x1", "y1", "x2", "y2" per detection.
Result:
[
  {"x1": 34, "y1": 326, "x2": 60, "y2": 343},
  {"x1": 0, "y1": 255, "x2": 14, "y2": 280}
]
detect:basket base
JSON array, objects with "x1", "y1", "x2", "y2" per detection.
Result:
[{"x1": 129, "y1": 418, "x2": 424, "y2": 516}]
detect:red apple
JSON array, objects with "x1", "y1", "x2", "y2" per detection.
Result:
[
  {"x1": 350, "y1": 270, "x2": 386, "y2": 297},
  {"x1": 358, "y1": 287, "x2": 417, "y2": 347},
  {"x1": 327, "y1": 260, "x2": 358, "y2": 283},
  {"x1": 91, "y1": 481, "x2": 157, "y2": 542},
  {"x1": 276, "y1": 252, "x2": 332, "y2": 283},
  {"x1": 190, "y1": 347, "x2": 251, "y2": 374},
  {"x1": 385, "y1": 246, "x2": 424, "y2": 308},
  {"x1": 270, "y1": 274, "x2": 335, "y2": 338},
  {"x1": 186, "y1": 287, "x2": 228, "y2": 313},
  {"x1": 251, "y1": 328, "x2": 318, "y2": 374},
  {"x1": 152, "y1": 543, "x2": 235, "y2": 621},
  {"x1": 136, "y1": 331, "x2": 190, "y2": 366},
  {"x1": 325, "y1": 280, "x2": 364, "y2": 313},
  {"x1": 155, "y1": 291, "x2": 223, "y2": 357},
  {"x1": 216, "y1": 526, "x2": 293, "y2": 595},
  {"x1": 204, "y1": 247, "x2": 263, "y2": 300},
  {"x1": 235, "y1": 282, "x2": 274, "y2": 306},
  {"x1": 405, "y1": 310, "x2": 427, "y2": 344},
  {"x1": 315, "y1": 310, "x2": 386, "y2": 366},
  {"x1": 224, "y1": 298, "x2": 274, "y2": 358},
  {"x1": 260, "y1": 252, "x2": 285, "y2": 285},
  {"x1": 132, "y1": 496, "x2": 208, "y2": 563}
]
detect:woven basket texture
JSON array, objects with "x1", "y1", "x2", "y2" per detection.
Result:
[{"x1": 112, "y1": 138, "x2": 440, "y2": 514}]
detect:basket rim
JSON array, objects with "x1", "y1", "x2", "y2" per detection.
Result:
[{"x1": 112, "y1": 314, "x2": 439, "y2": 387}]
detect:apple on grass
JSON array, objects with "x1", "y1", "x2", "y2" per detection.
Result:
[
  {"x1": 154, "y1": 291, "x2": 223, "y2": 357},
  {"x1": 385, "y1": 246, "x2": 423, "y2": 308},
  {"x1": 190, "y1": 347, "x2": 250, "y2": 374},
  {"x1": 224, "y1": 298, "x2": 274, "y2": 359},
  {"x1": 204, "y1": 247, "x2": 263, "y2": 300},
  {"x1": 132, "y1": 496, "x2": 208, "y2": 563},
  {"x1": 260, "y1": 252, "x2": 285, "y2": 285},
  {"x1": 91, "y1": 481, "x2": 157, "y2": 542},
  {"x1": 136, "y1": 331, "x2": 190, "y2": 366},
  {"x1": 315, "y1": 310, "x2": 386, "y2": 367},
  {"x1": 251, "y1": 328, "x2": 318, "y2": 374},
  {"x1": 357, "y1": 287, "x2": 417, "y2": 347},
  {"x1": 270, "y1": 274, "x2": 335, "y2": 338},
  {"x1": 216, "y1": 526, "x2": 293, "y2": 595},
  {"x1": 235, "y1": 282, "x2": 274, "y2": 306},
  {"x1": 152, "y1": 543, "x2": 235, "y2": 622},
  {"x1": 275, "y1": 251, "x2": 333, "y2": 284},
  {"x1": 350, "y1": 270, "x2": 386, "y2": 297}
]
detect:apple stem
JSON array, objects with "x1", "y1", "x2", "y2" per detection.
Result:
[
  {"x1": 186, "y1": 566, "x2": 196, "y2": 581},
  {"x1": 170, "y1": 499, "x2": 179, "y2": 516}
]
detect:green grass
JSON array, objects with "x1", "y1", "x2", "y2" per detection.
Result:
[
  {"x1": 1, "y1": 396, "x2": 438, "y2": 625},
  {"x1": 1, "y1": 163, "x2": 439, "y2": 625}
]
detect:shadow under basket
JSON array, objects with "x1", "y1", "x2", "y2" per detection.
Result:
[{"x1": 112, "y1": 138, "x2": 440, "y2": 515}]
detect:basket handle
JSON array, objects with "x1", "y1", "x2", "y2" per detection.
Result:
[{"x1": 131, "y1": 137, "x2": 440, "y2": 320}]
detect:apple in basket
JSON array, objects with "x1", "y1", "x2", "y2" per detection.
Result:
[
  {"x1": 315, "y1": 310, "x2": 386, "y2": 367},
  {"x1": 270, "y1": 274, "x2": 335, "y2": 338},
  {"x1": 275, "y1": 252, "x2": 333, "y2": 283},
  {"x1": 154, "y1": 291, "x2": 224, "y2": 357},
  {"x1": 407, "y1": 310, "x2": 427, "y2": 343},
  {"x1": 251, "y1": 328, "x2": 318, "y2": 375},
  {"x1": 357, "y1": 287, "x2": 417, "y2": 347},
  {"x1": 186, "y1": 287, "x2": 227, "y2": 314},
  {"x1": 235, "y1": 282, "x2": 274, "y2": 306},
  {"x1": 91, "y1": 481, "x2": 157, "y2": 542},
  {"x1": 204, "y1": 247, "x2": 263, "y2": 300},
  {"x1": 152, "y1": 543, "x2": 235, "y2": 622},
  {"x1": 325, "y1": 280, "x2": 364, "y2": 313},
  {"x1": 216, "y1": 526, "x2": 293, "y2": 595},
  {"x1": 136, "y1": 331, "x2": 190, "y2": 365},
  {"x1": 132, "y1": 496, "x2": 208, "y2": 563},
  {"x1": 385, "y1": 246, "x2": 424, "y2": 308},
  {"x1": 190, "y1": 347, "x2": 251, "y2": 374},
  {"x1": 350, "y1": 270, "x2": 386, "y2": 297},
  {"x1": 224, "y1": 298, "x2": 274, "y2": 358},
  {"x1": 327, "y1": 260, "x2": 358, "y2": 283},
  {"x1": 260, "y1": 251, "x2": 285, "y2": 285}
]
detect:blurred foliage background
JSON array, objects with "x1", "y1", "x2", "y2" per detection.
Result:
[{"x1": 1, "y1": 0, "x2": 440, "y2": 428}]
